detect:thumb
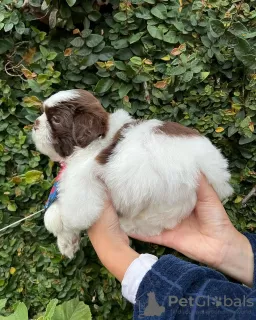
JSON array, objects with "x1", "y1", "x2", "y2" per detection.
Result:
[{"x1": 197, "y1": 174, "x2": 220, "y2": 204}]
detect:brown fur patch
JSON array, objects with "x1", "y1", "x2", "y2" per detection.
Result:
[
  {"x1": 45, "y1": 90, "x2": 109, "y2": 158},
  {"x1": 157, "y1": 122, "x2": 199, "y2": 136},
  {"x1": 96, "y1": 121, "x2": 137, "y2": 165}
]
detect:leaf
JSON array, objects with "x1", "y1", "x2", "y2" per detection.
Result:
[
  {"x1": 64, "y1": 48, "x2": 72, "y2": 56},
  {"x1": 183, "y1": 71, "x2": 193, "y2": 82},
  {"x1": 147, "y1": 25, "x2": 163, "y2": 40},
  {"x1": 234, "y1": 38, "x2": 251, "y2": 61},
  {"x1": 249, "y1": 122, "x2": 254, "y2": 132},
  {"x1": 40, "y1": 45, "x2": 49, "y2": 58},
  {"x1": 114, "y1": 12, "x2": 127, "y2": 22},
  {"x1": 133, "y1": 73, "x2": 151, "y2": 83},
  {"x1": 130, "y1": 56, "x2": 142, "y2": 65},
  {"x1": 4, "y1": 23, "x2": 14, "y2": 32},
  {"x1": 151, "y1": 4, "x2": 168, "y2": 20},
  {"x1": 94, "y1": 78, "x2": 114, "y2": 93},
  {"x1": 88, "y1": 11, "x2": 101, "y2": 22},
  {"x1": 47, "y1": 52, "x2": 57, "y2": 60},
  {"x1": 52, "y1": 298, "x2": 91, "y2": 320},
  {"x1": 163, "y1": 30, "x2": 178, "y2": 44},
  {"x1": 200, "y1": 72, "x2": 210, "y2": 81},
  {"x1": 229, "y1": 22, "x2": 247, "y2": 37},
  {"x1": 239, "y1": 135, "x2": 256, "y2": 145},
  {"x1": 86, "y1": 34, "x2": 103, "y2": 48},
  {"x1": 129, "y1": 32, "x2": 144, "y2": 44},
  {"x1": 23, "y1": 96, "x2": 42, "y2": 107},
  {"x1": 0, "y1": 39, "x2": 13, "y2": 54},
  {"x1": 66, "y1": 0, "x2": 76, "y2": 7},
  {"x1": 228, "y1": 126, "x2": 238, "y2": 137},
  {"x1": 9, "y1": 267, "x2": 16, "y2": 275},
  {"x1": 44, "y1": 299, "x2": 58, "y2": 319},
  {"x1": 209, "y1": 19, "x2": 225, "y2": 38},
  {"x1": 0, "y1": 299, "x2": 7, "y2": 312},
  {"x1": 37, "y1": 74, "x2": 48, "y2": 84},
  {"x1": 215, "y1": 127, "x2": 224, "y2": 133},
  {"x1": 171, "y1": 48, "x2": 182, "y2": 56},
  {"x1": 21, "y1": 68, "x2": 37, "y2": 79},
  {"x1": 25, "y1": 170, "x2": 43, "y2": 184},
  {"x1": 161, "y1": 55, "x2": 171, "y2": 61},
  {"x1": 98, "y1": 46, "x2": 115, "y2": 61},
  {"x1": 239, "y1": 54, "x2": 256, "y2": 69},
  {"x1": 169, "y1": 66, "x2": 186, "y2": 75},
  {"x1": 15, "y1": 22, "x2": 25, "y2": 35},
  {"x1": 118, "y1": 83, "x2": 133, "y2": 98},
  {"x1": 154, "y1": 80, "x2": 167, "y2": 89},
  {"x1": 23, "y1": 47, "x2": 36, "y2": 64},
  {"x1": 70, "y1": 37, "x2": 85, "y2": 47},
  {"x1": 49, "y1": 8, "x2": 58, "y2": 29}
]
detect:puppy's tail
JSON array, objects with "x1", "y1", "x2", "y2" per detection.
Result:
[{"x1": 44, "y1": 201, "x2": 63, "y2": 237}]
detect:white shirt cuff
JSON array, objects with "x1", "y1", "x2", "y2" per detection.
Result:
[{"x1": 121, "y1": 253, "x2": 158, "y2": 304}]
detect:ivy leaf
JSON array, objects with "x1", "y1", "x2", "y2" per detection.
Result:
[
  {"x1": 129, "y1": 32, "x2": 144, "y2": 44},
  {"x1": 147, "y1": 25, "x2": 163, "y2": 40},
  {"x1": 169, "y1": 66, "x2": 186, "y2": 75},
  {"x1": 66, "y1": 0, "x2": 76, "y2": 7},
  {"x1": 4, "y1": 23, "x2": 14, "y2": 32},
  {"x1": 239, "y1": 135, "x2": 256, "y2": 145},
  {"x1": 133, "y1": 73, "x2": 151, "y2": 83},
  {"x1": 25, "y1": 170, "x2": 43, "y2": 184},
  {"x1": 114, "y1": 12, "x2": 127, "y2": 22},
  {"x1": 0, "y1": 39, "x2": 13, "y2": 54},
  {"x1": 240, "y1": 54, "x2": 256, "y2": 69},
  {"x1": 49, "y1": 8, "x2": 58, "y2": 29},
  {"x1": 70, "y1": 37, "x2": 85, "y2": 47},
  {"x1": 88, "y1": 11, "x2": 101, "y2": 22},
  {"x1": 86, "y1": 34, "x2": 103, "y2": 48},
  {"x1": 151, "y1": 4, "x2": 168, "y2": 20},
  {"x1": 229, "y1": 22, "x2": 247, "y2": 37},
  {"x1": 234, "y1": 38, "x2": 251, "y2": 61},
  {"x1": 98, "y1": 47, "x2": 115, "y2": 61},
  {"x1": 94, "y1": 78, "x2": 114, "y2": 93},
  {"x1": 118, "y1": 83, "x2": 133, "y2": 98},
  {"x1": 209, "y1": 19, "x2": 225, "y2": 38},
  {"x1": 15, "y1": 22, "x2": 25, "y2": 35}
]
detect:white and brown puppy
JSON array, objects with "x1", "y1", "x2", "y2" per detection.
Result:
[{"x1": 32, "y1": 89, "x2": 233, "y2": 258}]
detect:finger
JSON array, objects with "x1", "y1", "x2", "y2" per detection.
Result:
[{"x1": 196, "y1": 174, "x2": 220, "y2": 203}]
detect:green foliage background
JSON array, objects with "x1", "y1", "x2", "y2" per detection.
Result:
[{"x1": 0, "y1": 0, "x2": 256, "y2": 318}]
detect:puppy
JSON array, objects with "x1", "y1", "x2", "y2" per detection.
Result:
[{"x1": 32, "y1": 89, "x2": 233, "y2": 258}]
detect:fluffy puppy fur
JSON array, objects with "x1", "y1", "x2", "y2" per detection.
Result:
[{"x1": 32, "y1": 89, "x2": 233, "y2": 258}]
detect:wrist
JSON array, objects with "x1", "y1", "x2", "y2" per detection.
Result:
[
  {"x1": 217, "y1": 232, "x2": 254, "y2": 287},
  {"x1": 89, "y1": 234, "x2": 139, "y2": 282}
]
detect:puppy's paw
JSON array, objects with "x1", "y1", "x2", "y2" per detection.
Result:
[
  {"x1": 44, "y1": 202, "x2": 63, "y2": 236},
  {"x1": 57, "y1": 233, "x2": 80, "y2": 259}
]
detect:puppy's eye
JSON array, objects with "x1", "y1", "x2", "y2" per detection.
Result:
[{"x1": 52, "y1": 116, "x2": 60, "y2": 124}]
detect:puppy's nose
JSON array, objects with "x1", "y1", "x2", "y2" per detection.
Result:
[{"x1": 33, "y1": 119, "x2": 40, "y2": 130}]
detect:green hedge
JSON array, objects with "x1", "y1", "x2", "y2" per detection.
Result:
[{"x1": 0, "y1": 0, "x2": 256, "y2": 318}]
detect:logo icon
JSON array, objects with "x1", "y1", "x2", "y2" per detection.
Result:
[{"x1": 143, "y1": 292, "x2": 165, "y2": 317}]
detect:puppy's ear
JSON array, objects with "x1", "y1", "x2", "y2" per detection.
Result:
[
  {"x1": 72, "y1": 107, "x2": 108, "y2": 148},
  {"x1": 53, "y1": 137, "x2": 74, "y2": 157}
]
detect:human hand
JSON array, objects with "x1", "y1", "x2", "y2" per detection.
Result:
[
  {"x1": 130, "y1": 175, "x2": 254, "y2": 286},
  {"x1": 88, "y1": 198, "x2": 139, "y2": 282}
]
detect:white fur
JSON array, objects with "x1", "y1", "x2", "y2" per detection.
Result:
[
  {"x1": 33, "y1": 99, "x2": 233, "y2": 258},
  {"x1": 32, "y1": 113, "x2": 62, "y2": 162},
  {"x1": 44, "y1": 90, "x2": 80, "y2": 108}
]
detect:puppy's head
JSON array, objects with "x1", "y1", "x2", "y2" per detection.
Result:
[{"x1": 32, "y1": 89, "x2": 108, "y2": 161}]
